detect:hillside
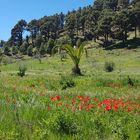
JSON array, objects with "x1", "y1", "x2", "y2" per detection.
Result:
[
  {"x1": 0, "y1": 39, "x2": 140, "y2": 139},
  {"x1": 0, "y1": 0, "x2": 140, "y2": 139}
]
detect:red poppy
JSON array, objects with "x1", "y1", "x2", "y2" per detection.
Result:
[
  {"x1": 106, "y1": 105, "x2": 112, "y2": 111},
  {"x1": 126, "y1": 108, "x2": 132, "y2": 112},
  {"x1": 50, "y1": 95, "x2": 60, "y2": 101},
  {"x1": 47, "y1": 107, "x2": 51, "y2": 111},
  {"x1": 114, "y1": 105, "x2": 119, "y2": 111}
]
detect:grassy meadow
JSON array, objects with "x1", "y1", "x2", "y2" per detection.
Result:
[{"x1": 0, "y1": 46, "x2": 140, "y2": 139}]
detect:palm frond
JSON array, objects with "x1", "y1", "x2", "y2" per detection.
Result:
[{"x1": 62, "y1": 44, "x2": 85, "y2": 66}]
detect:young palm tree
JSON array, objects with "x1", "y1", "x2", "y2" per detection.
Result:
[{"x1": 61, "y1": 44, "x2": 84, "y2": 75}]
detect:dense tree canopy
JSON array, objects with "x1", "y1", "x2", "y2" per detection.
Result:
[{"x1": 1, "y1": 0, "x2": 140, "y2": 56}]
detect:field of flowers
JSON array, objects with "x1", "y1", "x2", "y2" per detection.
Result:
[{"x1": 0, "y1": 48, "x2": 140, "y2": 139}]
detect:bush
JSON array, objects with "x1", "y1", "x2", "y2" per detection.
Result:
[
  {"x1": 18, "y1": 65, "x2": 27, "y2": 77},
  {"x1": 59, "y1": 76, "x2": 75, "y2": 90},
  {"x1": 104, "y1": 61, "x2": 115, "y2": 72},
  {"x1": 121, "y1": 76, "x2": 135, "y2": 87},
  {"x1": 56, "y1": 114, "x2": 78, "y2": 135}
]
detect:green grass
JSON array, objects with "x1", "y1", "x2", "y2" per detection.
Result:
[{"x1": 0, "y1": 45, "x2": 140, "y2": 139}]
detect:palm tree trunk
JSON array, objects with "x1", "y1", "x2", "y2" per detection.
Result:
[{"x1": 72, "y1": 64, "x2": 81, "y2": 75}]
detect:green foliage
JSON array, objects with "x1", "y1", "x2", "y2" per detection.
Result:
[
  {"x1": 56, "y1": 36, "x2": 72, "y2": 46},
  {"x1": 12, "y1": 46, "x2": 18, "y2": 55},
  {"x1": 4, "y1": 46, "x2": 11, "y2": 55},
  {"x1": 18, "y1": 64, "x2": 27, "y2": 77},
  {"x1": 27, "y1": 45, "x2": 33, "y2": 56},
  {"x1": 121, "y1": 76, "x2": 138, "y2": 87},
  {"x1": 20, "y1": 41, "x2": 28, "y2": 55},
  {"x1": 56, "y1": 114, "x2": 78, "y2": 135},
  {"x1": 98, "y1": 10, "x2": 113, "y2": 46},
  {"x1": 0, "y1": 47, "x2": 140, "y2": 139},
  {"x1": 76, "y1": 38, "x2": 82, "y2": 48},
  {"x1": 60, "y1": 50, "x2": 67, "y2": 61},
  {"x1": 2, "y1": 57, "x2": 13, "y2": 65},
  {"x1": 59, "y1": 75, "x2": 75, "y2": 90},
  {"x1": 39, "y1": 43, "x2": 47, "y2": 55},
  {"x1": 47, "y1": 39, "x2": 55, "y2": 54},
  {"x1": 5, "y1": 0, "x2": 139, "y2": 52},
  {"x1": 11, "y1": 19, "x2": 27, "y2": 46},
  {"x1": 61, "y1": 44, "x2": 84, "y2": 75},
  {"x1": 127, "y1": 76, "x2": 134, "y2": 86},
  {"x1": 112, "y1": 9, "x2": 131, "y2": 44},
  {"x1": 104, "y1": 61, "x2": 115, "y2": 72}
]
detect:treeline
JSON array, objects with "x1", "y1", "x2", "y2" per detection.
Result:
[{"x1": 0, "y1": 0, "x2": 140, "y2": 56}]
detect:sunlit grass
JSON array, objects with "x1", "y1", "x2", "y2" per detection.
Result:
[{"x1": 0, "y1": 47, "x2": 140, "y2": 139}]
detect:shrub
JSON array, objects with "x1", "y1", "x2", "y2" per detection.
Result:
[
  {"x1": 56, "y1": 114, "x2": 78, "y2": 135},
  {"x1": 104, "y1": 61, "x2": 115, "y2": 72},
  {"x1": 59, "y1": 76, "x2": 75, "y2": 90},
  {"x1": 18, "y1": 65, "x2": 27, "y2": 77},
  {"x1": 127, "y1": 76, "x2": 134, "y2": 86},
  {"x1": 121, "y1": 76, "x2": 135, "y2": 87}
]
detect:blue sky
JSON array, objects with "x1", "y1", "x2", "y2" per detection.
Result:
[{"x1": 0, "y1": 0, "x2": 93, "y2": 41}]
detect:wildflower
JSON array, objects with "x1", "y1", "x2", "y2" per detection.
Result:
[
  {"x1": 92, "y1": 98, "x2": 99, "y2": 102},
  {"x1": 65, "y1": 104, "x2": 72, "y2": 109},
  {"x1": 47, "y1": 107, "x2": 51, "y2": 111},
  {"x1": 86, "y1": 104, "x2": 92, "y2": 111},
  {"x1": 105, "y1": 105, "x2": 112, "y2": 111},
  {"x1": 114, "y1": 104, "x2": 119, "y2": 111},
  {"x1": 58, "y1": 102, "x2": 62, "y2": 106},
  {"x1": 72, "y1": 107, "x2": 77, "y2": 112},
  {"x1": 77, "y1": 96, "x2": 84, "y2": 101},
  {"x1": 126, "y1": 108, "x2": 132, "y2": 112},
  {"x1": 56, "y1": 96, "x2": 60, "y2": 100},
  {"x1": 50, "y1": 95, "x2": 60, "y2": 101}
]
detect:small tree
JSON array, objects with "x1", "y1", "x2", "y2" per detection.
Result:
[
  {"x1": 104, "y1": 61, "x2": 115, "y2": 72},
  {"x1": 18, "y1": 65, "x2": 27, "y2": 77},
  {"x1": 61, "y1": 44, "x2": 85, "y2": 75}
]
